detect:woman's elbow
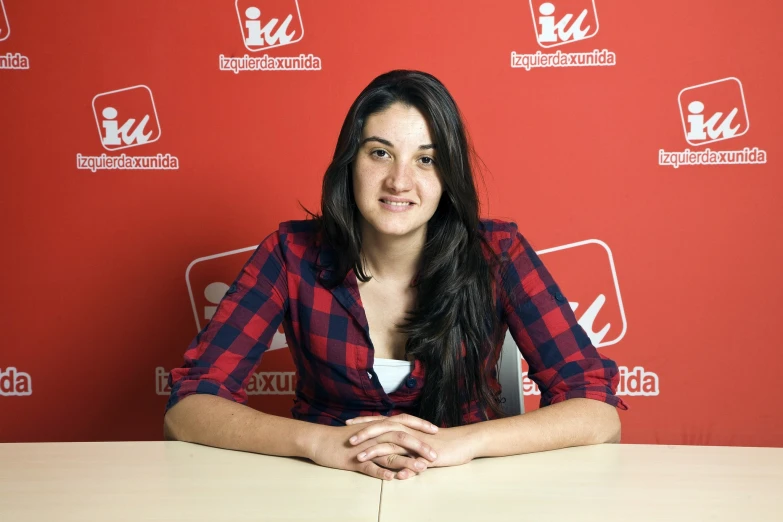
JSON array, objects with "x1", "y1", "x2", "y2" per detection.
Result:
[
  {"x1": 602, "y1": 406, "x2": 622, "y2": 443},
  {"x1": 163, "y1": 410, "x2": 178, "y2": 441}
]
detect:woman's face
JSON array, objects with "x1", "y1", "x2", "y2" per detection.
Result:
[{"x1": 352, "y1": 102, "x2": 444, "y2": 240}]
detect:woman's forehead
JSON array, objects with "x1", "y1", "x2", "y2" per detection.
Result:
[{"x1": 362, "y1": 105, "x2": 435, "y2": 145}]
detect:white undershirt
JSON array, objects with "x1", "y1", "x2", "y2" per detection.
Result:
[{"x1": 373, "y1": 357, "x2": 414, "y2": 393}]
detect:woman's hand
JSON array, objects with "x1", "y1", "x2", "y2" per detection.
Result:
[
  {"x1": 347, "y1": 414, "x2": 481, "y2": 476},
  {"x1": 307, "y1": 420, "x2": 438, "y2": 481}
]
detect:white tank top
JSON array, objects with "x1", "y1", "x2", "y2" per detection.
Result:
[{"x1": 373, "y1": 357, "x2": 414, "y2": 394}]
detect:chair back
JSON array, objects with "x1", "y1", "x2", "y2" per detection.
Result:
[{"x1": 496, "y1": 330, "x2": 525, "y2": 416}]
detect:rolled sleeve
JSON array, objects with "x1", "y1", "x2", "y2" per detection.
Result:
[
  {"x1": 499, "y1": 224, "x2": 628, "y2": 411},
  {"x1": 165, "y1": 230, "x2": 289, "y2": 415}
]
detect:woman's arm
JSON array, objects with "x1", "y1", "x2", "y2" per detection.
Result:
[
  {"x1": 465, "y1": 398, "x2": 620, "y2": 459},
  {"x1": 347, "y1": 398, "x2": 619, "y2": 467},
  {"x1": 165, "y1": 394, "x2": 438, "y2": 480},
  {"x1": 164, "y1": 394, "x2": 320, "y2": 458}
]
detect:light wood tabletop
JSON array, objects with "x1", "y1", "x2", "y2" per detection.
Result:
[
  {"x1": 379, "y1": 443, "x2": 783, "y2": 522},
  {"x1": 0, "y1": 441, "x2": 381, "y2": 522},
  {"x1": 2, "y1": 442, "x2": 781, "y2": 521}
]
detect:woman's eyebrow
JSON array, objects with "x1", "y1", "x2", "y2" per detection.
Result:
[{"x1": 359, "y1": 136, "x2": 437, "y2": 150}]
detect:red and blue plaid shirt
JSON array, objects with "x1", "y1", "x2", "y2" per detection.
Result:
[{"x1": 166, "y1": 219, "x2": 628, "y2": 426}]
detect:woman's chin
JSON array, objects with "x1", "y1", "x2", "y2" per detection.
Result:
[{"x1": 374, "y1": 221, "x2": 423, "y2": 238}]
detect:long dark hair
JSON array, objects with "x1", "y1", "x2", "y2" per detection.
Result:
[{"x1": 314, "y1": 70, "x2": 505, "y2": 427}]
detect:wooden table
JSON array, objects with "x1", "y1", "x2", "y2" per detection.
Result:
[
  {"x1": 380, "y1": 444, "x2": 783, "y2": 522},
  {"x1": 0, "y1": 441, "x2": 380, "y2": 521},
  {"x1": 1, "y1": 442, "x2": 781, "y2": 521}
]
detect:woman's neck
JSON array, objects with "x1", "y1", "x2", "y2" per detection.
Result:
[{"x1": 358, "y1": 220, "x2": 425, "y2": 284}]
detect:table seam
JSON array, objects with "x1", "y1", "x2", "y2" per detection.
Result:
[{"x1": 377, "y1": 479, "x2": 385, "y2": 522}]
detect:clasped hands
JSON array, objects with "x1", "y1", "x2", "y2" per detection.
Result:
[{"x1": 308, "y1": 413, "x2": 479, "y2": 481}]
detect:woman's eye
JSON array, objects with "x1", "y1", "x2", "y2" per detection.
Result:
[
  {"x1": 371, "y1": 149, "x2": 389, "y2": 158},
  {"x1": 421, "y1": 156, "x2": 435, "y2": 166}
]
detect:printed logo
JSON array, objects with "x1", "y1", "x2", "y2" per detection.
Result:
[
  {"x1": 76, "y1": 85, "x2": 179, "y2": 172},
  {"x1": 0, "y1": 0, "x2": 10, "y2": 42},
  {"x1": 156, "y1": 367, "x2": 296, "y2": 396},
  {"x1": 679, "y1": 77, "x2": 748, "y2": 146},
  {"x1": 511, "y1": 0, "x2": 614, "y2": 71},
  {"x1": 522, "y1": 365, "x2": 659, "y2": 397},
  {"x1": 237, "y1": 0, "x2": 304, "y2": 52},
  {"x1": 0, "y1": 1, "x2": 31, "y2": 70},
  {"x1": 92, "y1": 85, "x2": 161, "y2": 152},
  {"x1": 531, "y1": 0, "x2": 599, "y2": 48},
  {"x1": 659, "y1": 77, "x2": 767, "y2": 168},
  {"x1": 158, "y1": 245, "x2": 298, "y2": 397},
  {"x1": 219, "y1": 0, "x2": 322, "y2": 73},
  {"x1": 508, "y1": 239, "x2": 659, "y2": 398},
  {"x1": 185, "y1": 245, "x2": 286, "y2": 351},
  {"x1": 0, "y1": 367, "x2": 32, "y2": 396},
  {"x1": 537, "y1": 239, "x2": 626, "y2": 348}
]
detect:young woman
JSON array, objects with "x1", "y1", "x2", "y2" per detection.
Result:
[{"x1": 163, "y1": 70, "x2": 628, "y2": 481}]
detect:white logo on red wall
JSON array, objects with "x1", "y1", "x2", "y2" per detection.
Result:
[
  {"x1": 530, "y1": 0, "x2": 599, "y2": 48},
  {"x1": 679, "y1": 77, "x2": 748, "y2": 147},
  {"x1": 92, "y1": 86, "x2": 161, "y2": 151},
  {"x1": 156, "y1": 367, "x2": 295, "y2": 396},
  {"x1": 76, "y1": 85, "x2": 179, "y2": 172},
  {"x1": 236, "y1": 0, "x2": 304, "y2": 52},
  {"x1": 538, "y1": 239, "x2": 626, "y2": 348},
  {"x1": 220, "y1": 0, "x2": 321, "y2": 72},
  {"x1": 159, "y1": 245, "x2": 296, "y2": 396},
  {"x1": 517, "y1": 239, "x2": 659, "y2": 397},
  {"x1": 0, "y1": 367, "x2": 32, "y2": 396},
  {"x1": 185, "y1": 246, "x2": 287, "y2": 351},
  {"x1": 0, "y1": 1, "x2": 31, "y2": 70},
  {"x1": 0, "y1": 0, "x2": 10, "y2": 42},
  {"x1": 511, "y1": 0, "x2": 614, "y2": 71},
  {"x1": 658, "y1": 77, "x2": 767, "y2": 168}
]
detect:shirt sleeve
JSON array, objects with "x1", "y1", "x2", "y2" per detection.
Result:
[
  {"x1": 165, "y1": 230, "x2": 289, "y2": 414},
  {"x1": 499, "y1": 223, "x2": 628, "y2": 411}
]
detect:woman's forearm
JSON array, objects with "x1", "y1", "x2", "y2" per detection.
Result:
[
  {"x1": 467, "y1": 398, "x2": 621, "y2": 458},
  {"x1": 163, "y1": 394, "x2": 324, "y2": 459}
]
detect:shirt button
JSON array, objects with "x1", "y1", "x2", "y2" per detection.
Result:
[
  {"x1": 554, "y1": 291, "x2": 566, "y2": 303},
  {"x1": 368, "y1": 371, "x2": 373, "y2": 378},
  {"x1": 405, "y1": 377, "x2": 417, "y2": 388}
]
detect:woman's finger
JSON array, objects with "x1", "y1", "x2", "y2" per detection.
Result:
[
  {"x1": 394, "y1": 468, "x2": 419, "y2": 480},
  {"x1": 370, "y1": 455, "x2": 426, "y2": 480},
  {"x1": 358, "y1": 430, "x2": 438, "y2": 463},
  {"x1": 346, "y1": 415, "x2": 387, "y2": 425},
  {"x1": 347, "y1": 413, "x2": 438, "y2": 435},
  {"x1": 358, "y1": 460, "x2": 396, "y2": 481},
  {"x1": 349, "y1": 422, "x2": 438, "y2": 460},
  {"x1": 358, "y1": 443, "x2": 431, "y2": 475}
]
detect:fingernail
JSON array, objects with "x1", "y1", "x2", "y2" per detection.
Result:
[
  {"x1": 430, "y1": 424, "x2": 438, "y2": 431},
  {"x1": 415, "y1": 461, "x2": 425, "y2": 470},
  {"x1": 430, "y1": 451, "x2": 437, "y2": 459},
  {"x1": 346, "y1": 419, "x2": 353, "y2": 424},
  {"x1": 358, "y1": 452, "x2": 366, "y2": 460},
  {"x1": 349, "y1": 436, "x2": 358, "y2": 443},
  {"x1": 385, "y1": 471, "x2": 393, "y2": 480}
]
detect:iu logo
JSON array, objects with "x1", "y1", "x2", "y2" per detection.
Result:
[
  {"x1": 678, "y1": 77, "x2": 749, "y2": 147},
  {"x1": 186, "y1": 246, "x2": 287, "y2": 351},
  {"x1": 91, "y1": 85, "x2": 161, "y2": 151},
  {"x1": 235, "y1": 0, "x2": 304, "y2": 52},
  {"x1": 537, "y1": 239, "x2": 627, "y2": 348},
  {"x1": 529, "y1": 0, "x2": 599, "y2": 48},
  {"x1": 0, "y1": 0, "x2": 10, "y2": 42}
]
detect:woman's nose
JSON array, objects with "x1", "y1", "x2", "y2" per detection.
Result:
[{"x1": 386, "y1": 162, "x2": 414, "y2": 192}]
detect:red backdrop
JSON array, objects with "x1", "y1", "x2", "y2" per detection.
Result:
[{"x1": 1, "y1": 0, "x2": 781, "y2": 447}]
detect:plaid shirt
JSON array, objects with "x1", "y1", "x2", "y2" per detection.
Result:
[{"x1": 166, "y1": 219, "x2": 628, "y2": 426}]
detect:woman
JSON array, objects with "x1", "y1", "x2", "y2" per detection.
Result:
[{"x1": 163, "y1": 70, "x2": 627, "y2": 481}]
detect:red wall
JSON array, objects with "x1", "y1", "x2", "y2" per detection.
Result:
[{"x1": 1, "y1": 0, "x2": 781, "y2": 446}]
